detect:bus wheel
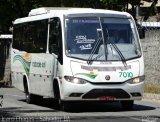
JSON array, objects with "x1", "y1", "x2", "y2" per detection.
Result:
[
  {"x1": 26, "y1": 92, "x2": 35, "y2": 104},
  {"x1": 54, "y1": 88, "x2": 68, "y2": 111},
  {"x1": 53, "y1": 82, "x2": 70, "y2": 111},
  {"x1": 26, "y1": 92, "x2": 43, "y2": 104},
  {"x1": 24, "y1": 83, "x2": 34, "y2": 104},
  {"x1": 60, "y1": 101, "x2": 71, "y2": 112},
  {"x1": 121, "y1": 100, "x2": 134, "y2": 110}
]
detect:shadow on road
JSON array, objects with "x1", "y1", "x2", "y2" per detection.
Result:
[
  {"x1": 17, "y1": 98, "x2": 156, "y2": 113},
  {"x1": 0, "y1": 98, "x2": 156, "y2": 121},
  {"x1": 0, "y1": 107, "x2": 21, "y2": 118}
]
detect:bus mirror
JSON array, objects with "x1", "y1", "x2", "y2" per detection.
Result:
[{"x1": 138, "y1": 27, "x2": 145, "y2": 39}]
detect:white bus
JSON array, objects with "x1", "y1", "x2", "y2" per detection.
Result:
[{"x1": 11, "y1": 7, "x2": 145, "y2": 111}]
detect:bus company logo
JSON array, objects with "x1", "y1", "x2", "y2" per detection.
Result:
[
  {"x1": 105, "y1": 75, "x2": 110, "y2": 80},
  {"x1": 13, "y1": 53, "x2": 32, "y2": 75},
  {"x1": 0, "y1": 95, "x2": 3, "y2": 107},
  {"x1": 75, "y1": 72, "x2": 97, "y2": 79}
]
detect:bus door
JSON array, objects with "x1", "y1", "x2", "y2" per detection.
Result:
[{"x1": 49, "y1": 18, "x2": 63, "y2": 78}]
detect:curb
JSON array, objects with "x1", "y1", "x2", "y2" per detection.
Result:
[{"x1": 143, "y1": 93, "x2": 160, "y2": 102}]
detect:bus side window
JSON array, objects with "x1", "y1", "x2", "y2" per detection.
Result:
[
  {"x1": 22, "y1": 23, "x2": 34, "y2": 52},
  {"x1": 36, "y1": 20, "x2": 48, "y2": 53},
  {"x1": 13, "y1": 24, "x2": 23, "y2": 50},
  {"x1": 49, "y1": 17, "x2": 63, "y2": 64}
]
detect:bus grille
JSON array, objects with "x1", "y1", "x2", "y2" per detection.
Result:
[{"x1": 82, "y1": 89, "x2": 130, "y2": 99}]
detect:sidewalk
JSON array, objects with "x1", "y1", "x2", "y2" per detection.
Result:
[{"x1": 143, "y1": 93, "x2": 160, "y2": 102}]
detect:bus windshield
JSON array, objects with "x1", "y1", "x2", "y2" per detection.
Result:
[{"x1": 65, "y1": 17, "x2": 141, "y2": 61}]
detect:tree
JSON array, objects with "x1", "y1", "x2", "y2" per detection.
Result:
[
  {"x1": 0, "y1": 0, "x2": 159, "y2": 33},
  {"x1": 0, "y1": 0, "x2": 43, "y2": 33},
  {"x1": 101, "y1": 0, "x2": 127, "y2": 11},
  {"x1": 143, "y1": 0, "x2": 159, "y2": 21},
  {"x1": 62, "y1": 0, "x2": 102, "y2": 8}
]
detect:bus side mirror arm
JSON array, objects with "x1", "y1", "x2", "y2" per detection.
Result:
[{"x1": 138, "y1": 28, "x2": 145, "y2": 39}]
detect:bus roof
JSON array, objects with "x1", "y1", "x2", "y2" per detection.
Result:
[
  {"x1": 14, "y1": 7, "x2": 132, "y2": 24},
  {"x1": 0, "y1": 34, "x2": 12, "y2": 39}
]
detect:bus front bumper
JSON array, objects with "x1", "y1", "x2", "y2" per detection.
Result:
[{"x1": 61, "y1": 80, "x2": 144, "y2": 101}]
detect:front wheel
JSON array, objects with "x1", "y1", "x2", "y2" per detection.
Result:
[
  {"x1": 53, "y1": 83, "x2": 71, "y2": 111},
  {"x1": 121, "y1": 100, "x2": 134, "y2": 110},
  {"x1": 60, "y1": 101, "x2": 72, "y2": 112}
]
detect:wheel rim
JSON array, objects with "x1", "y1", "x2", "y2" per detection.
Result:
[{"x1": 26, "y1": 92, "x2": 30, "y2": 103}]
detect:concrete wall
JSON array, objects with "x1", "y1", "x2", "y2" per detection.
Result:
[
  {"x1": 0, "y1": 39, "x2": 10, "y2": 84},
  {"x1": 141, "y1": 30, "x2": 160, "y2": 83},
  {"x1": 3, "y1": 46, "x2": 11, "y2": 84}
]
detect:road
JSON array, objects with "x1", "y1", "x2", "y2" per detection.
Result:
[{"x1": 0, "y1": 87, "x2": 160, "y2": 122}]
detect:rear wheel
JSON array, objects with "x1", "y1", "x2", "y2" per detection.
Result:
[
  {"x1": 24, "y1": 81, "x2": 36, "y2": 104},
  {"x1": 121, "y1": 100, "x2": 134, "y2": 110},
  {"x1": 25, "y1": 92, "x2": 35, "y2": 104},
  {"x1": 25, "y1": 88, "x2": 43, "y2": 104}
]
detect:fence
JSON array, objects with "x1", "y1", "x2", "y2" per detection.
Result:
[{"x1": 139, "y1": 22, "x2": 160, "y2": 83}]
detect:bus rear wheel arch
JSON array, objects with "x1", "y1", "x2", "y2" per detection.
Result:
[
  {"x1": 23, "y1": 76, "x2": 43, "y2": 104},
  {"x1": 23, "y1": 76, "x2": 33, "y2": 104}
]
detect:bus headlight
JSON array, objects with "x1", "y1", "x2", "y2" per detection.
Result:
[
  {"x1": 64, "y1": 76, "x2": 88, "y2": 84},
  {"x1": 127, "y1": 76, "x2": 145, "y2": 84}
]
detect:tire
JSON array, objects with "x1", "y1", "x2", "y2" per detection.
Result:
[
  {"x1": 26, "y1": 92, "x2": 35, "y2": 104},
  {"x1": 24, "y1": 82, "x2": 35, "y2": 104},
  {"x1": 121, "y1": 100, "x2": 134, "y2": 110},
  {"x1": 53, "y1": 82, "x2": 70, "y2": 111},
  {"x1": 60, "y1": 101, "x2": 71, "y2": 112},
  {"x1": 25, "y1": 87, "x2": 43, "y2": 104}
]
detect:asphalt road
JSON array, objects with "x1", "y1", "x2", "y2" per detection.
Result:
[{"x1": 0, "y1": 87, "x2": 160, "y2": 122}]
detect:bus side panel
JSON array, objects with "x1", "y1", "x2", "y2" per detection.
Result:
[
  {"x1": 11, "y1": 50, "x2": 26, "y2": 91},
  {"x1": 29, "y1": 53, "x2": 55, "y2": 97}
]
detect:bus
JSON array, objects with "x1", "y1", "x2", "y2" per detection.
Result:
[
  {"x1": 11, "y1": 7, "x2": 145, "y2": 111},
  {"x1": 0, "y1": 34, "x2": 12, "y2": 86}
]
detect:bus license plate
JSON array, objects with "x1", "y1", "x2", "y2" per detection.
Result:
[{"x1": 98, "y1": 96, "x2": 115, "y2": 101}]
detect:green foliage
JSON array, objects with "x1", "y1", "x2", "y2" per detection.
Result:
[
  {"x1": 0, "y1": 0, "x2": 42, "y2": 33},
  {"x1": 101, "y1": 0, "x2": 127, "y2": 10},
  {"x1": 0, "y1": 0, "x2": 103, "y2": 33},
  {"x1": 62, "y1": 0, "x2": 102, "y2": 8},
  {"x1": 0, "y1": 0, "x2": 156, "y2": 33}
]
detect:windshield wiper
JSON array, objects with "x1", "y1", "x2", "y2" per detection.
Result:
[
  {"x1": 110, "y1": 40, "x2": 127, "y2": 66},
  {"x1": 87, "y1": 17, "x2": 106, "y2": 65},
  {"x1": 106, "y1": 29, "x2": 127, "y2": 67},
  {"x1": 87, "y1": 37, "x2": 102, "y2": 65}
]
